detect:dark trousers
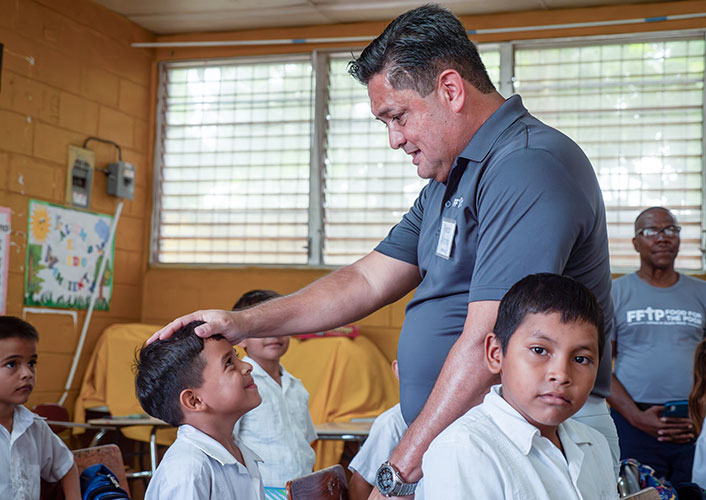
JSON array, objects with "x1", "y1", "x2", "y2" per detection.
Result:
[{"x1": 612, "y1": 408, "x2": 696, "y2": 484}]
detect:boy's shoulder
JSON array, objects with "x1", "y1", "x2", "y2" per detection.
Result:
[
  {"x1": 12, "y1": 405, "x2": 55, "y2": 439},
  {"x1": 431, "y1": 399, "x2": 499, "y2": 450},
  {"x1": 559, "y1": 417, "x2": 611, "y2": 449}
]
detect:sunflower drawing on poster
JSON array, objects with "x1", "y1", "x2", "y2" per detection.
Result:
[{"x1": 24, "y1": 199, "x2": 115, "y2": 310}]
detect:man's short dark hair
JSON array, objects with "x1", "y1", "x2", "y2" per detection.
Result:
[
  {"x1": 493, "y1": 273, "x2": 605, "y2": 358},
  {"x1": 135, "y1": 322, "x2": 224, "y2": 426},
  {"x1": 348, "y1": 4, "x2": 495, "y2": 96},
  {"x1": 0, "y1": 316, "x2": 39, "y2": 342},
  {"x1": 232, "y1": 289, "x2": 281, "y2": 311}
]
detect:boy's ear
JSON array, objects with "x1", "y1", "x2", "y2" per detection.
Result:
[
  {"x1": 485, "y1": 333, "x2": 503, "y2": 374},
  {"x1": 180, "y1": 389, "x2": 207, "y2": 413}
]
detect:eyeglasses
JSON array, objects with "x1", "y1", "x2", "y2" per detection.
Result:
[{"x1": 635, "y1": 225, "x2": 682, "y2": 239}]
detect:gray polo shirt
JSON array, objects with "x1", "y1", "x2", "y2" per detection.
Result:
[{"x1": 376, "y1": 95, "x2": 614, "y2": 424}]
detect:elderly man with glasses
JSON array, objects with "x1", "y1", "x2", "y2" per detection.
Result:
[{"x1": 608, "y1": 206, "x2": 706, "y2": 485}]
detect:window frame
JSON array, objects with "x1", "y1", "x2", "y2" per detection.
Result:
[{"x1": 150, "y1": 30, "x2": 706, "y2": 272}]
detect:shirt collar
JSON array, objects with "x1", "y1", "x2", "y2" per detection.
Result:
[
  {"x1": 0, "y1": 406, "x2": 42, "y2": 443},
  {"x1": 14, "y1": 405, "x2": 42, "y2": 437},
  {"x1": 178, "y1": 424, "x2": 262, "y2": 467},
  {"x1": 482, "y1": 384, "x2": 541, "y2": 455},
  {"x1": 244, "y1": 355, "x2": 295, "y2": 388},
  {"x1": 484, "y1": 385, "x2": 595, "y2": 456},
  {"x1": 457, "y1": 94, "x2": 528, "y2": 164}
]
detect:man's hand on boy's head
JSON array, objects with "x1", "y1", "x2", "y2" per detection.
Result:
[{"x1": 148, "y1": 309, "x2": 246, "y2": 345}]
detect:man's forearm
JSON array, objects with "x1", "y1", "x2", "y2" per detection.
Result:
[
  {"x1": 387, "y1": 300, "x2": 500, "y2": 483},
  {"x1": 242, "y1": 251, "x2": 420, "y2": 339}
]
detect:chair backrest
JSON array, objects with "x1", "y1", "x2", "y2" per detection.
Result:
[
  {"x1": 32, "y1": 403, "x2": 70, "y2": 434},
  {"x1": 286, "y1": 464, "x2": 349, "y2": 500},
  {"x1": 72, "y1": 444, "x2": 130, "y2": 497},
  {"x1": 623, "y1": 487, "x2": 662, "y2": 500}
]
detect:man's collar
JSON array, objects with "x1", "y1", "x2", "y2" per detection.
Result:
[{"x1": 457, "y1": 94, "x2": 527, "y2": 164}]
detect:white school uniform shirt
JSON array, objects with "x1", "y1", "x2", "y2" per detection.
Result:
[
  {"x1": 348, "y1": 404, "x2": 425, "y2": 499},
  {"x1": 233, "y1": 356, "x2": 316, "y2": 488},
  {"x1": 146, "y1": 424, "x2": 265, "y2": 500},
  {"x1": 0, "y1": 405, "x2": 74, "y2": 500},
  {"x1": 422, "y1": 385, "x2": 618, "y2": 500},
  {"x1": 693, "y1": 417, "x2": 706, "y2": 489}
]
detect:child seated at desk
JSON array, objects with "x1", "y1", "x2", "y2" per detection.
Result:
[
  {"x1": 0, "y1": 316, "x2": 80, "y2": 500},
  {"x1": 232, "y1": 290, "x2": 317, "y2": 488},
  {"x1": 135, "y1": 321, "x2": 265, "y2": 500},
  {"x1": 422, "y1": 273, "x2": 617, "y2": 500}
]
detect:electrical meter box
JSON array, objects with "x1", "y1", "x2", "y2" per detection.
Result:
[
  {"x1": 107, "y1": 161, "x2": 135, "y2": 199},
  {"x1": 66, "y1": 146, "x2": 95, "y2": 209}
]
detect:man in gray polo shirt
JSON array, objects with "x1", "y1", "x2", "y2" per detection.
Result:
[
  {"x1": 608, "y1": 207, "x2": 704, "y2": 484},
  {"x1": 152, "y1": 5, "x2": 617, "y2": 496}
]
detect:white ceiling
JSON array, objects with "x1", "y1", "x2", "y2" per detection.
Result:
[{"x1": 93, "y1": 0, "x2": 679, "y2": 36}]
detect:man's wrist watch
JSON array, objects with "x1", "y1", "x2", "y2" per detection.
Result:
[{"x1": 375, "y1": 461, "x2": 418, "y2": 497}]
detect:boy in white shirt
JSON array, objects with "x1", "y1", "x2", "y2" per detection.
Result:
[
  {"x1": 348, "y1": 360, "x2": 424, "y2": 500},
  {"x1": 232, "y1": 290, "x2": 317, "y2": 488},
  {"x1": 0, "y1": 316, "x2": 80, "y2": 500},
  {"x1": 422, "y1": 273, "x2": 618, "y2": 500},
  {"x1": 135, "y1": 321, "x2": 265, "y2": 500}
]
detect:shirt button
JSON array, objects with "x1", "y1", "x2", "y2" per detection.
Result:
[{"x1": 444, "y1": 201, "x2": 451, "y2": 208}]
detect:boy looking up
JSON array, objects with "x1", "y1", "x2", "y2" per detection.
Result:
[
  {"x1": 422, "y1": 274, "x2": 617, "y2": 499},
  {"x1": 135, "y1": 321, "x2": 265, "y2": 500},
  {"x1": 0, "y1": 316, "x2": 80, "y2": 500},
  {"x1": 232, "y1": 290, "x2": 316, "y2": 488}
]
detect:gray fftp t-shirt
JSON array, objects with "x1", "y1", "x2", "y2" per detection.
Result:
[
  {"x1": 376, "y1": 95, "x2": 614, "y2": 424},
  {"x1": 612, "y1": 272, "x2": 706, "y2": 403}
]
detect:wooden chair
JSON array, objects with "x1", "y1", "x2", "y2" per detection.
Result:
[
  {"x1": 73, "y1": 444, "x2": 131, "y2": 497},
  {"x1": 623, "y1": 487, "x2": 661, "y2": 500},
  {"x1": 286, "y1": 464, "x2": 349, "y2": 500}
]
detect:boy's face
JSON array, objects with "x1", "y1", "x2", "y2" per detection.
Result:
[
  {"x1": 0, "y1": 337, "x2": 38, "y2": 408},
  {"x1": 239, "y1": 336, "x2": 290, "y2": 365},
  {"x1": 486, "y1": 312, "x2": 599, "y2": 439},
  {"x1": 194, "y1": 338, "x2": 261, "y2": 417}
]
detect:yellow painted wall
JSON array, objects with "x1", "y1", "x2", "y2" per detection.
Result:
[{"x1": 0, "y1": 0, "x2": 155, "y2": 412}]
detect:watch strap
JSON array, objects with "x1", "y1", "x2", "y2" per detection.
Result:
[{"x1": 393, "y1": 480, "x2": 418, "y2": 496}]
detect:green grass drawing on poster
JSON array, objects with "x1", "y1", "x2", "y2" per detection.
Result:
[{"x1": 23, "y1": 292, "x2": 110, "y2": 311}]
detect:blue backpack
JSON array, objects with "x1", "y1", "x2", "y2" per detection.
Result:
[{"x1": 79, "y1": 464, "x2": 130, "y2": 500}]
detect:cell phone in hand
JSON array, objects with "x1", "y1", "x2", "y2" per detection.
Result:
[{"x1": 662, "y1": 400, "x2": 689, "y2": 418}]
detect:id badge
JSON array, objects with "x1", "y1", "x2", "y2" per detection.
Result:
[{"x1": 436, "y1": 218, "x2": 456, "y2": 259}]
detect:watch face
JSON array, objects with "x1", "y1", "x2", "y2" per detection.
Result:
[{"x1": 376, "y1": 465, "x2": 395, "y2": 494}]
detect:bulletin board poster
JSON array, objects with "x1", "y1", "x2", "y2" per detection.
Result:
[
  {"x1": 24, "y1": 200, "x2": 115, "y2": 310},
  {"x1": 0, "y1": 207, "x2": 10, "y2": 314}
]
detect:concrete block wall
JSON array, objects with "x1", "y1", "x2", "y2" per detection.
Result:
[{"x1": 0, "y1": 0, "x2": 155, "y2": 412}]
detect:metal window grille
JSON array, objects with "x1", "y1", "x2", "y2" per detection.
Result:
[
  {"x1": 514, "y1": 35, "x2": 705, "y2": 270},
  {"x1": 152, "y1": 58, "x2": 313, "y2": 264},
  {"x1": 151, "y1": 35, "x2": 705, "y2": 271}
]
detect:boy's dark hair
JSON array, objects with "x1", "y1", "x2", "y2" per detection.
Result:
[
  {"x1": 0, "y1": 316, "x2": 39, "y2": 342},
  {"x1": 135, "y1": 321, "x2": 224, "y2": 426},
  {"x1": 493, "y1": 273, "x2": 605, "y2": 358},
  {"x1": 232, "y1": 289, "x2": 281, "y2": 311},
  {"x1": 348, "y1": 4, "x2": 495, "y2": 96}
]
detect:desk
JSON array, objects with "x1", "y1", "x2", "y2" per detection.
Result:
[
  {"x1": 87, "y1": 416, "x2": 171, "y2": 478},
  {"x1": 315, "y1": 420, "x2": 373, "y2": 441}
]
